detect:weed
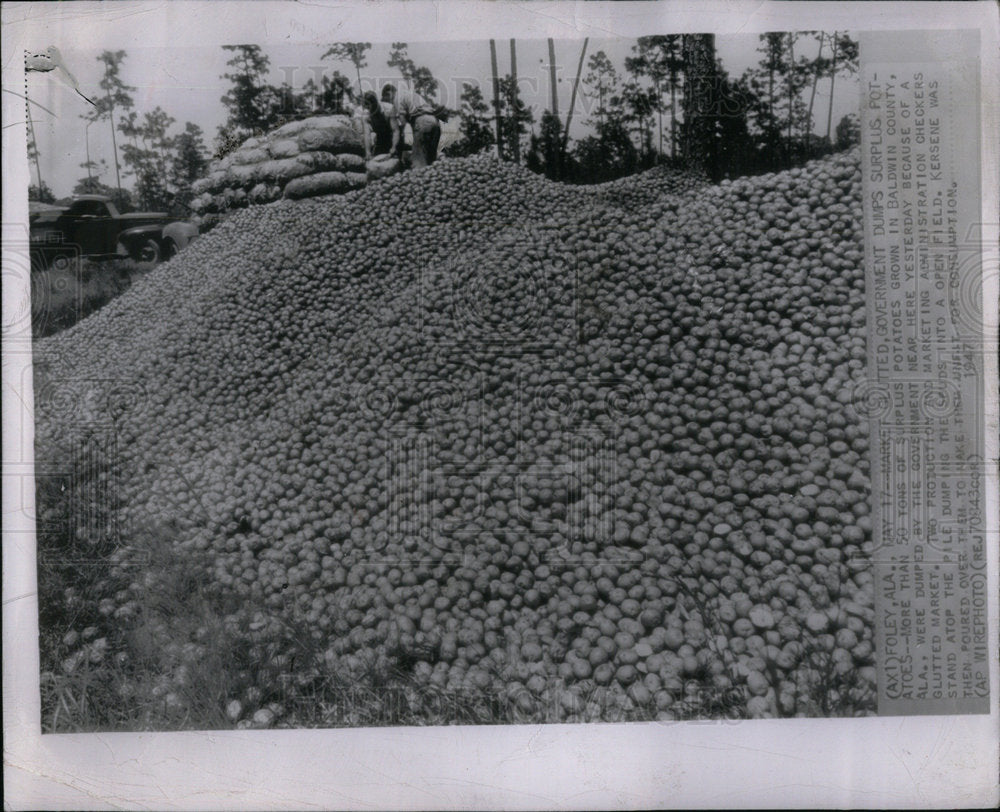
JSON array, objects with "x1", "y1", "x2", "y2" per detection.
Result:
[
  {"x1": 35, "y1": 436, "x2": 872, "y2": 728},
  {"x1": 32, "y1": 257, "x2": 137, "y2": 339}
]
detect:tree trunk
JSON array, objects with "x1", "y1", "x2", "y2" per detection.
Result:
[
  {"x1": 157, "y1": 140, "x2": 170, "y2": 199},
  {"x1": 547, "y1": 39, "x2": 561, "y2": 178},
  {"x1": 681, "y1": 34, "x2": 717, "y2": 177},
  {"x1": 562, "y1": 37, "x2": 588, "y2": 155},
  {"x1": 139, "y1": 131, "x2": 154, "y2": 208},
  {"x1": 655, "y1": 76, "x2": 663, "y2": 157},
  {"x1": 548, "y1": 38, "x2": 559, "y2": 116},
  {"x1": 768, "y1": 58, "x2": 775, "y2": 163},
  {"x1": 669, "y1": 76, "x2": 676, "y2": 159},
  {"x1": 108, "y1": 91, "x2": 123, "y2": 202},
  {"x1": 787, "y1": 33, "x2": 795, "y2": 160},
  {"x1": 26, "y1": 104, "x2": 43, "y2": 190},
  {"x1": 509, "y1": 39, "x2": 520, "y2": 164},
  {"x1": 84, "y1": 123, "x2": 93, "y2": 181},
  {"x1": 489, "y1": 40, "x2": 504, "y2": 159},
  {"x1": 805, "y1": 32, "x2": 824, "y2": 153},
  {"x1": 825, "y1": 34, "x2": 840, "y2": 144}
]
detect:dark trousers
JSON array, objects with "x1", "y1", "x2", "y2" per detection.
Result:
[
  {"x1": 371, "y1": 117, "x2": 393, "y2": 155},
  {"x1": 411, "y1": 114, "x2": 441, "y2": 168}
]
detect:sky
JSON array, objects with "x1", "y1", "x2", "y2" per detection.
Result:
[{"x1": 24, "y1": 34, "x2": 859, "y2": 198}]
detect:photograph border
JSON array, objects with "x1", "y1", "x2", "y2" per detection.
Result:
[{"x1": 4, "y1": 2, "x2": 998, "y2": 809}]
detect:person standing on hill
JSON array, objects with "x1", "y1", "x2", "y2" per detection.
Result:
[
  {"x1": 362, "y1": 91, "x2": 393, "y2": 156},
  {"x1": 382, "y1": 84, "x2": 442, "y2": 169}
]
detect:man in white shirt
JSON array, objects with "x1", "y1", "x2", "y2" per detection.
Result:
[{"x1": 382, "y1": 84, "x2": 442, "y2": 169}]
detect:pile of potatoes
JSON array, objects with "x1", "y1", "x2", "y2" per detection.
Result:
[{"x1": 35, "y1": 150, "x2": 874, "y2": 723}]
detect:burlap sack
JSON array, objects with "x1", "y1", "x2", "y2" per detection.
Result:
[
  {"x1": 227, "y1": 164, "x2": 260, "y2": 188},
  {"x1": 193, "y1": 115, "x2": 366, "y2": 205},
  {"x1": 336, "y1": 153, "x2": 367, "y2": 172},
  {"x1": 257, "y1": 157, "x2": 316, "y2": 183},
  {"x1": 283, "y1": 171, "x2": 353, "y2": 199},
  {"x1": 297, "y1": 125, "x2": 364, "y2": 155},
  {"x1": 366, "y1": 155, "x2": 402, "y2": 180},
  {"x1": 232, "y1": 147, "x2": 270, "y2": 165},
  {"x1": 249, "y1": 183, "x2": 271, "y2": 204},
  {"x1": 268, "y1": 138, "x2": 300, "y2": 159},
  {"x1": 291, "y1": 151, "x2": 335, "y2": 171},
  {"x1": 308, "y1": 151, "x2": 346, "y2": 172},
  {"x1": 207, "y1": 170, "x2": 228, "y2": 191},
  {"x1": 270, "y1": 119, "x2": 314, "y2": 138},
  {"x1": 344, "y1": 172, "x2": 368, "y2": 190},
  {"x1": 191, "y1": 177, "x2": 213, "y2": 196},
  {"x1": 190, "y1": 192, "x2": 211, "y2": 213},
  {"x1": 272, "y1": 114, "x2": 354, "y2": 139}
]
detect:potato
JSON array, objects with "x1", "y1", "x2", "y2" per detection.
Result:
[{"x1": 34, "y1": 149, "x2": 874, "y2": 724}]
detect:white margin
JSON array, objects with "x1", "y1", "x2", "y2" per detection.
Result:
[{"x1": 3, "y1": 2, "x2": 998, "y2": 809}]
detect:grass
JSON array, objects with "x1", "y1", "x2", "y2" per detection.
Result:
[
  {"x1": 31, "y1": 430, "x2": 730, "y2": 730},
  {"x1": 31, "y1": 257, "x2": 139, "y2": 339},
  {"x1": 669, "y1": 564, "x2": 876, "y2": 719},
  {"x1": 35, "y1": 428, "x2": 873, "y2": 730},
  {"x1": 36, "y1": 506, "x2": 874, "y2": 730},
  {"x1": 36, "y1": 508, "x2": 746, "y2": 730}
]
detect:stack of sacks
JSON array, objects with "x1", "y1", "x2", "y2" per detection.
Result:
[{"x1": 190, "y1": 114, "x2": 406, "y2": 230}]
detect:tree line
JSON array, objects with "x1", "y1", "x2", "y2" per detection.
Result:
[
  {"x1": 445, "y1": 32, "x2": 859, "y2": 183},
  {"x1": 28, "y1": 43, "x2": 429, "y2": 209},
  {"x1": 28, "y1": 33, "x2": 859, "y2": 208},
  {"x1": 29, "y1": 50, "x2": 211, "y2": 214},
  {"x1": 299, "y1": 33, "x2": 859, "y2": 183}
]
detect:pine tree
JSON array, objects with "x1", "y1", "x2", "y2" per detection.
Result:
[
  {"x1": 444, "y1": 83, "x2": 495, "y2": 157},
  {"x1": 387, "y1": 43, "x2": 439, "y2": 99},
  {"x1": 779, "y1": 32, "x2": 813, "y2": 160},
  {"x1": 73, "y1": 160, "x2": 127, "y2": 201},
  {"x1": 626, "y1": 36, "x2": 682, "y2": 158},
  {"x1": 218, "y1": 45, "x2": 274, "y2": 144},
  {"x1": 317, "y1": 72, "x2": 354, "y2": 114},
  {"x1": 28, "y1": 182, "x2": 56, "y2": 204},
  {"x1": 498, "y1": 75, "x2": 533, "y2": 164},
  {"x1": 86, "y1": 50, "x2": 135, "y2": 203},
  {"x1": 825, "y1": 33, "x2": 859, "y2": 144},
  {"x1": 119, "y1": 107, "x2": 176, "y2": 210},
  {"x1": 322, "y1": 43, "x2": 373, "y2": 158},
  {"x1": 526, "y1": 110, "x2": 564, "y2": 179},
  {"x1": 803, "y1": 31, "x2": 828, "y2": 152},
  {"x1": 170, "y1": 123, "x2": 210, "y2": 209},
  {"x1": 582, "y1": 51, "x2": 618, "y2": 129},
  {"x1": 26, "y1": 123, "x2": 44, "y2": 191},
  {"x1": 680, "y1": 34, "x2": 718, "y2": 176},
  {"x1": 619, "y1": 79, "x2": 656, "y2": 161}
]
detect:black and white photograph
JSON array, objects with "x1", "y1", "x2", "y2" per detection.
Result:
[{"x1": 4, "y1": 1, "x2": 998, "y2": 809}]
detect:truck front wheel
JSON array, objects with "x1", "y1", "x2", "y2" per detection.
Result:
[{"x1": 133, "y1": 238, "x2": 161, "y2": 269}]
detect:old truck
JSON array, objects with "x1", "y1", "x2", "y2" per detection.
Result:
[{"x1": 30, "y1": 195, "x2": 199, "y2": 270}]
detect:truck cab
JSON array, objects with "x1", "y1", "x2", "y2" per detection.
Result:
[
  {"x1": 30, "y1": 195, "x2": 199, "y2": 270},
  {"x1": 63, "y1": 197, "x2": 120, "y2": 257}
]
